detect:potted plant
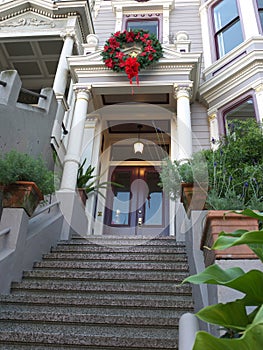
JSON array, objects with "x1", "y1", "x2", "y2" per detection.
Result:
[
  {"x1": 159, "y1": 152, "x2": 208, "y2": 214},
  {"x1": 201, "y1": 119, "x2": 263, "y2": 263},
  {"x1": 77, "y1": 159, "x2": 123, "y2": 205},
  {"x1": 183, "y1": 209, "x2": 263, "y2": 349},
  {"x1": 0, "y1": 150, "x2": 55, "y2": 216}
]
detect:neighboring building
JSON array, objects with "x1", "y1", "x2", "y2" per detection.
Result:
[{"x1": 1, "y1": 0, "x2": 263, "y2": 248}]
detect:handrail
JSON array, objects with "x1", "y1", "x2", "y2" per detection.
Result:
[
  {"x1": 179, "y1": 313, "x2": 199, "y2": 350},
  {"x1": 0, "y1": 227, "x2": 11, "y2": 237},
  {"x1": 31, "y1": 201, "x2": 60, "y2": 219},
  {"x1": 0, "y1": 80, "x2": 7, "y2": 87},
  {"x1": 20, "y1": 87, "x2": 47, "y2": 100}
]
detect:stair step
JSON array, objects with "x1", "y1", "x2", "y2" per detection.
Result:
[
  {"x1": 48, "y1": 251, "x2": 187, "y2": 262},
  {"x1": 34, "y1": 260, "x2": 189, "y2": 271},
  {"x1": 0, "y1": 322, "x2": 178, "y2": 349},
  {"x1": 0, "y1": 308, "x2": 181, "y2": 327},
  {"x1": 22, "y1": 269, "x2": 189, "y2": 283},
  {"x1": 0, "y1": 293, "x2": 194, "y2": 309},
  {"x1": 56, "y1": 243, "x2": 186, "y2": 254},
  {"x1": 11, "y1": 280, "x2": 192, "y2": 295}
]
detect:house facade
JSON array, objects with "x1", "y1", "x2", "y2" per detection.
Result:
[{"x1": 0, "y1": 0, "x2": 263, "y2": 237}]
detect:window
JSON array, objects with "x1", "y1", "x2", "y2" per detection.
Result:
[
  {"x1": 124, "y1": 14, "x2": 161, "y2": 39},
  {"x1": 212, "y1": 0, "x2": 243, "y2": 58},
  {"x1": 257, "y1": 0, "x2": 263, "y2": 30},
  {"x1": 223, "y1": 97, "x2": 256, "y2": 133},
  {"x1": 126, "y1": 19, "x2": 159, "y2": 37}
]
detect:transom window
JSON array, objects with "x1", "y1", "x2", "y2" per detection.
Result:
[
  {"x1": 126, "y1": 19, "x2": 159, "y2": 37},
  {"x1": 212, "y1": 0, "x2": 243, "y2": 58}
]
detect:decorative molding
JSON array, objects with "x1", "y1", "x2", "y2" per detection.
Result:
[
  {"x1": 173, "y1": 83, "x2": 193, "y2": 99},
  {"x1": 254, "y1": 84, "x2": 263, "y2": 93},
  {"x1": 208, "y1": 113, "x2": 217, "y2": 122},
  {"x1": 0, "y1": 16, "x2": 55, "y2": 28}
]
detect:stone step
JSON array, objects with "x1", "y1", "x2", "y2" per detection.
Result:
[
  {"x1": 56, "y1": 243, "x2": 186, "y2": 254},
  {"x1": 70, "y1": 235, "x2": 183, "y2": 246},
  {"x1": 11, "y1": 280, "x2": 192, "y2": 296},
  {"x1": 48, "y1": 251, "x2": 187, "y2": 262},
  {"x1": 33, "y1": 260, "x2": 189, "y2": 272},
  {"x1": 0, "y1": 308, "x2": 181, "y2": 327},
  {"x1": 0, "y1": 322, "x2": 178, "y2": 349},
  {"x1": 22, "y1": 269, "x2": 189, "y2": 283},
  {"x1": 0, "y1": 293, "x2": 194, "y2": 310}
]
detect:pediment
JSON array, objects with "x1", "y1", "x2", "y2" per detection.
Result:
[
  {"x1": 85, "y1": 44, "x2": 193, "y2": 64},
  {"x1": 0, "y1": 11, "x2": 56, "y2": 31}
]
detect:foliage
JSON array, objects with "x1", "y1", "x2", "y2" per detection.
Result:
[
  {"x1": 0, "y1": 150, "x2": 55, "y2": 195},
  {"x1": 159, "y1": 152, "x2": 208, "y2": 200},
  {"x1": 77, "y1": 159, "x2": 123, "y2": 198},
  {"x1": 183, "y1": 210, "x2": 263, "y2": 348},
  {"x1": 204, "y1": 119, "x2": 263, "y2": 210}
]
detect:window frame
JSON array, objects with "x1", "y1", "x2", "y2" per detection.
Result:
[
  {"x1": 219, "y1": 93, "x2": 259, "y2": 135},
  {"x1": 256, "y1": 0, "x2": 263, "y2": 33},
  {"x1": 123, "y1": 13, "x2": 162, "y2": 41},
  {"x1": 211, "y1": 0, "x2": 244, "y2": 59}
]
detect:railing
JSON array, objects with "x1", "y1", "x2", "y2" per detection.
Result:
[{"x1": 30, "y1": 201, "x2": 60, "y2": 219}]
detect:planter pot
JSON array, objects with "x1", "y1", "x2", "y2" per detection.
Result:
[
  {"x1": 77, "y1": 188, "x2": 88, "y2": 206},
  {"x1": 201, "y1": 210, "x2": 258, "y2": 266},
  {"x1": 0, "y1": 181, "x2": 43, "y2": 217},
  {"x1": 180, "y1": 182, "x2": 208, "y2": 215}
]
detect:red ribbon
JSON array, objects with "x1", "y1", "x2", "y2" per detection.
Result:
[{"x1": 124, "y1": 57, "x2": 140, "y2": 94}]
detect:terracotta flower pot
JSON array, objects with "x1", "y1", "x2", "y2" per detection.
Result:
[
  {"x1": 201, "y1": 210, "x2": 258, "y2": 266},
  {"x1": 0, "y1": 181, "x2": 43, "y2": 217},
  {"x1": 77, "y1": 188, "x2": 88, "y2": 206},
  {"x1": 180, "y1": 182, "x2": 208, "y2": 215}
]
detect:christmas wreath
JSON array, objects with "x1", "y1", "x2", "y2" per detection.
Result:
[{"x1": 101, "y1": 29, "x2": 163, "y2": 87}]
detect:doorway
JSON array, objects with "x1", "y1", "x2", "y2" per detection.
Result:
[{"x1": 104, "y1": 166, "x2": 169, "y2": 236}]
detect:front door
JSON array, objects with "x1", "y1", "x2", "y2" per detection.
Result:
[{"x1": 104, "y1": 166, "x2": 169, "y2": 236}]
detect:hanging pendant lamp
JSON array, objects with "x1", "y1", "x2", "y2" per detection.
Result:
[{"x1": 134, "y1": 124, "x2": 144, "y2": 154}]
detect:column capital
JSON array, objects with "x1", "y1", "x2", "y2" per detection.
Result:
[
  {"x1": 73, "y1": 86, "x2": 92, "y2": 101},
  {"x1": 253, "y1": 83, "x2": 263, "y2": 93},
  {"x1": 60, "y1": 29, "x2": 76, "y2": 41},
  {"x1": 208, "y1": 113, "x2": 217, "y2": 122},
  {"x1": 173, "y1": 83, "x2": 193, "y2": 100}
]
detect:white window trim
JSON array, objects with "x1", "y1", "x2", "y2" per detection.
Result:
[{"x1": 112, "y1": 0, "x2": 174, "y2": 44}]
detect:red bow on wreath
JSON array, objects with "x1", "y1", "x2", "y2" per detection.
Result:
[{"x1": 125, "y1": 57, "x2": 140, "y2": 92}]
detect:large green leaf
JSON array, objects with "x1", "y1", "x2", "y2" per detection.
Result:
[
  {"x1": 183, "y1": 265, "x2": 263, "y2": 305},
  {"x1": 230, "y1": 209, "x2": 263, "y2": 221},
  {"x1": 212, "y1": 229, "x2": 263, "y2": 262},
  {"x1": 196, "y1": 301, "x2": 248, "y2": 331},
  {"x1": 193, "y1": 305, "x2": 263, "y2": 350}
]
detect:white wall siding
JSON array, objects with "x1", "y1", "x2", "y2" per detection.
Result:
[
  {"x1": 191, "y1": 102, "x2": 210, "y2": 151},
  {"x1": 93, "y1": 1, "x2": 116, "y2": 47}
]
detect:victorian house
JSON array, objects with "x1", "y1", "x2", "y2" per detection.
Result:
[{"x1": 0, "y1": 0, "x2": 262, "y2": 348}]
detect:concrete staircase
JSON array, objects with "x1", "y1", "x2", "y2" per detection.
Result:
[{"x1": 0, "y1": 235, "x2": 194, "y2": 349}]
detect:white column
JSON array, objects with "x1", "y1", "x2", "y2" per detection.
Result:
[
  {"x1": 239, "y1": 0, "x2": 260, "y2": 39},
  {"x1": 254, "y1": 84, "x2": 263, "y2": 123},
  {"x1": 60, "y1": 88, "x2": 91, "y2": 191},
  {"x1": 53, "y1": 31, "x2": 75, "y2": 95},
  {"x1": 208, "y1": 112, "x2": 219, "y2": 150},
  {"x1": 51, "y1": 31, "x2": 75, "y2": 149},
  {"x1": 199, "y1": 3, "x2": 213, "y2": 68},
  {"x1": 174, "y1": 84, "x2": 193, "y2": 160}
]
